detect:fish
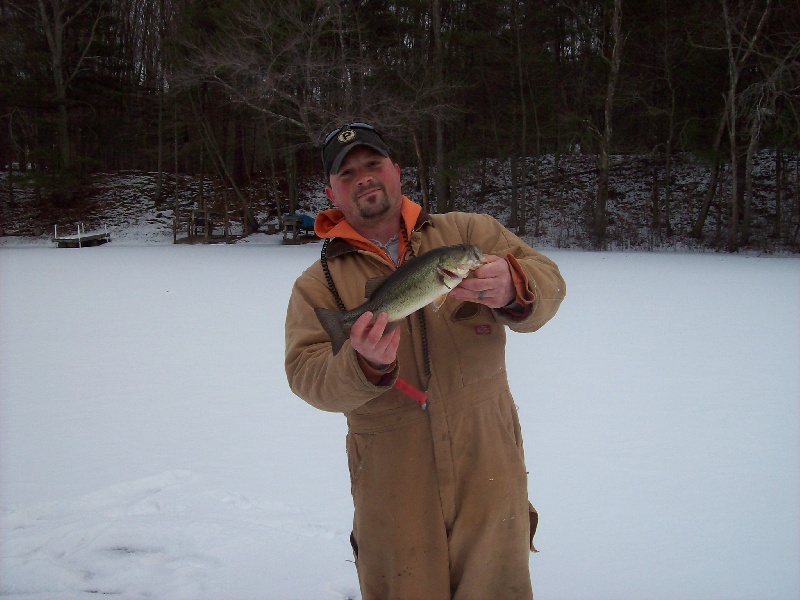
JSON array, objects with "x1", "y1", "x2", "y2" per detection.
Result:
[{"x1": 314, "y1": 243, "x2": 487, "y2": 355}]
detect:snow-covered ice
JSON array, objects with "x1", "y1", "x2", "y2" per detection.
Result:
[{"x1": 1, "y1": 237, "x2": 798, "y2": 599}]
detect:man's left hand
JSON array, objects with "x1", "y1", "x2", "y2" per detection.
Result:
[{"x1": 448, "y1": 254, "x2": 515, "y2": 309}]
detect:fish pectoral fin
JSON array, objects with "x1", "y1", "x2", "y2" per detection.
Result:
[
  {"x1": 364, "y1": 276, "x2": 388, "y2": 299},
  {"x1": 432, "y1": 293, "x2": 449, "y2": 312}
]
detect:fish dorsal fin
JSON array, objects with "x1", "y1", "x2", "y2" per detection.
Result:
[
  {"x1": 432, "y1": 293, "x2": 449, "y2": 312},
  {"x1": 364, "y1": 276, "x2": 388, "y2": 299}
]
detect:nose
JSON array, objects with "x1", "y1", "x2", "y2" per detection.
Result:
[{"x1": 355, "y1": 169, "x2": 375, "y2": 187}]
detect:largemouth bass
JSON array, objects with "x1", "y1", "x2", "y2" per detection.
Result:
[{"x1": 315, "y1": 244, "x2": 486, "y2": 355}]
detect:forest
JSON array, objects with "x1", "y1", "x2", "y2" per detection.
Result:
[{"x1": 1, "y1": 0, "x2": 799, "y2": 251}]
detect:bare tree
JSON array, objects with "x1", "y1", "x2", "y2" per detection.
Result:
[
  {"x1": 431, "y1": 0, "x2": 450, "y2": 213},
  {"x1": 656, "y1": 0, "x2": 681, "y2": 237},
  {"x1": 174, "y1": 0, "x2": 335, "y2": 140},
  {"x1": 512, "y1": 0, "x2": 528, "y2": 235},
  {"x1": 595, "y1": 0, "x2": 625, "y2": 246},
  {"x1": 10, "y1": 0, "x2": 106, "y2": 175},
  {"x1": 690, "y1": 0, "x2": 771, "y2": 245},
  {"x1": 721, "y1": 0, "x2": 772, "y2": 249},
  {"x1": 739, "y1": 36, "x2": 800, "y2": 244}
]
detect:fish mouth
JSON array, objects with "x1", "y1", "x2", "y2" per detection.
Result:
[{"x1": 471, "y1": 245, "x2": 486, "y2": 264}]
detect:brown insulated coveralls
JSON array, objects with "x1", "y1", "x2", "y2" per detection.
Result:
[{"x1": 285, "y1": 203, "x2": 566, "y2": 599}]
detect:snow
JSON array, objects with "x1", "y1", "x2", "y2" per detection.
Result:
[{"x1": 1, "y1": 233, "x2": 799, "y2": 599}]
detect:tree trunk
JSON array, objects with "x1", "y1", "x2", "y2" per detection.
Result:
[
  {"x1": 527, "y1": 77, "x2": 543, "y2": 237},
  {"x1": 725, "y1": 91, "x2": 740, "y2": 250},
  {"x1": 773, "y1": 147, "x2": 782, "y2": 239},
  {"x1": 431, "y1": 0, "x2": 449, "y2": 213},
  {"x1": 742, "y1": 108, "x2": 763, "y2": 245},
  {"x1": 721, "y1": 0, "x2": 772, "y2": 249},
  {"x1": 36, "y1": 0, "x2": 104, "y2": 175},
  {"x1": 650, "y1": 148, "x2": 661, "y2": 233},
  {"x1": 37, "y1": 0, "x2": 71, "y2": 171},
  {"x1": 264, "y1": 121, "x2": 281, "y2": 221},
  {"x1": 509, "y1": 154, "x2": 519, "y2": 229},
  {"x1": 691, "y1": 111, "x2": 726, "y2": 239},
  {"x1": 174, "y1": 99, "x2": 179, "y2": 201},
  {"x1": 191, "y1": 95, "x2": 259, "y2": 234},
  {"x1": 661, "y1": 0, "x2": 676, "y2": 237},
  {"x1": 5, "y1": 116, "x2": 14, "y2": 208},
  {"x1": 513, "y1": 0, "x2": 527, "y2": 236},
  {"x1": 286, "y1": 148, "x2": 298, "y2": 213},
  {"x1": 434, "y1": 123, "x2": 449, "y2": 212},
  {"x1": 664, "y1": 139, "x2": 673, "y2": 236},
  {"x1": 792, "y1": 154, "x2": 800, "y2": 243},
  {"x1": 154, "y1": 77, "x2": 164, "y2": 205},
  {"x1": 412, "y1": 130, "x2": 431, "y2": 213},
  {"x1": 594, "y1": 0, "x2": 624, "y2": 248}
]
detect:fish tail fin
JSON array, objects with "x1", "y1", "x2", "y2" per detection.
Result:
[{"x1": 314, "y1": 308, "x2": 349, "y2": 355}]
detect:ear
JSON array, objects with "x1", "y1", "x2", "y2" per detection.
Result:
[{"x1": 324, "y1": 185, "x2": 338, "y2": 207}]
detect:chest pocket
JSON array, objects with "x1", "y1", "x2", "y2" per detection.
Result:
[
  {"x1": 438, "y1": 301, "x2": 506, "y2": 388},
  {"x1": 451, "y1": 301, "x2": 481, "y2": 321}
]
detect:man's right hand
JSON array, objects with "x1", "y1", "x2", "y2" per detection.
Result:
[{"x1": 350, "y1": 311, "x2": 400, "y2": 370}]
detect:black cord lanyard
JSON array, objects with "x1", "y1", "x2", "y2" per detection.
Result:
[{"x1": 321, "y1": 228, "x2": 432, "y2": 408}]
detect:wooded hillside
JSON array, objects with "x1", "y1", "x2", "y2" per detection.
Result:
[{"x1": 1, "y1": 0, "x2": 798, "y2": 250}]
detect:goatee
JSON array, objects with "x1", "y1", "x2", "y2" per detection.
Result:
[{"x1": 355, "y1": 185, "x2": 391, "y2": 219}]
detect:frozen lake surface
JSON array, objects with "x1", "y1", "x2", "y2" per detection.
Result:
[{"x1": 1, "y1": 241, "x2": 799, "y2": 599}]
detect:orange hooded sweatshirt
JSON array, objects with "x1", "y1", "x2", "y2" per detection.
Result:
[{"x1": 313, "y1": 195, "x2": 423, "y2": 266}]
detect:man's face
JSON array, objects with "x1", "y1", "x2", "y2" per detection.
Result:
[{"x1": 325, "y1": 146, "x2": 402, "y2": 229}]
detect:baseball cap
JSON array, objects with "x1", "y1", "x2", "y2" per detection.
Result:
[{"x1": 322, "y1": 122, "x2": 390, "y2": 179}]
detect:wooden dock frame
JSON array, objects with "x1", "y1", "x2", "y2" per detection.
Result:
[
  {"x1": 281, "y1": 214, "x2": 317, "y2": 245},
  {"x1": 173, "y1": 200, "x2": 241, "y2": 245}
]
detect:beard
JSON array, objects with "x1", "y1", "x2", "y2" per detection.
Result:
[{"x1": 353, "y1": 184, "x2": 392, "y2": 220}]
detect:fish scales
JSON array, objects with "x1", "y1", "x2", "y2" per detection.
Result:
[{"x1": 314, "y1": 244, "x2": 486, "y2": 355}]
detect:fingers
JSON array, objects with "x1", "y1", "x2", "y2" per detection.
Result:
[
  {"x1": 448, "y1": 254, "x2": 515, "y2": 308},
  {"x1": 350, "y1": 311, "x2": 400, "y2": 367}
]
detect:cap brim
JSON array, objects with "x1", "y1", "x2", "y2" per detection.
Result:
[{"x1": 329, "y1": 142, "x2": 390, "y2": 177}]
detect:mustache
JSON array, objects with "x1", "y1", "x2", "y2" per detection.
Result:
[{"x1": 354, "y1": 184, "x2": 384, "y2": 200}]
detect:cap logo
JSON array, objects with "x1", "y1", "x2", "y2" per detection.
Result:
[{"x1": 337, "y1": 129, "x2": 356, "y2": 143}]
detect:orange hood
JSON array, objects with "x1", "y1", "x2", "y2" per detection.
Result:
[{"x1": 314, "y1": 196, "x2": 422, "y2": 264}]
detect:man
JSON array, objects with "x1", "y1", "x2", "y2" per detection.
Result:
[{"x1": 285, "y1": 122, "x2": 565, "y2": 599}]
